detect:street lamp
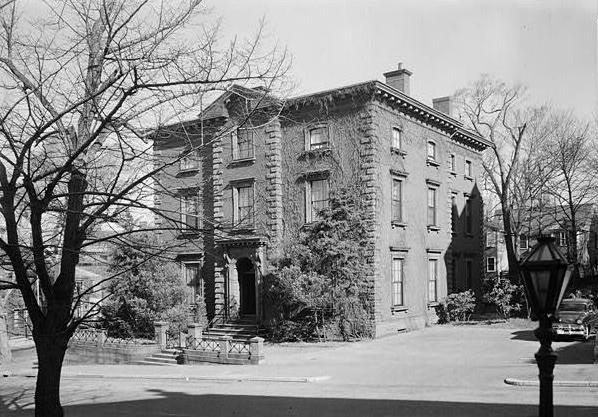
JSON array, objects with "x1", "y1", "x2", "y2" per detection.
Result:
[{"x1": 519, "y1": 235, "x2": 573, "y2": 417}]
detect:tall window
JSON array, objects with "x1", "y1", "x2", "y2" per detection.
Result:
[
  {"x1": 487, "y1": 257, "x2": 496, "y2": 272},
  {"x1": 392, "y1": 127, "x2": 402, "y2": 149},
  {"x1": 180, "y1": 193, "x2": 200, "y2": 230},
  {"x1": 520, "y1": 234, "x2": 528, "y2": 250},
  {"x1": 427, "y1": 188, "x2": 437, "y2": 226},
  {"x1": 391, "y1": 257, "x2": 404, "y2": 307},
  {"x1": 466, "y1": 259, "x2": 473, "y2": 288},
  {"x1": 558, "y1": 231, "x2": 567, "y2": 247},
  {"x1": 180, "y1": 150, "x2": 199, "y2": 171},
  {"x1": 450, "y1": 154, "x2": 456, "y2": 172},
  {"x1": 391, "y1": 178, "x2": 403, "y2": 223},
  {"x1": 234, "y1": 183, "x2": 254, "y2": 227},
  {"x1": 183, "y1": 262, "x2": 202, "y2": 303},
  {"x1": 306, "y1": 178, "x2": 329, "y2": 222},
  {"x1": 308, "y1": 126, "x2": 329, "y2": 150},
  {"x1": 232, "y1": 128, "x2": 254, "y2": 160},
  {"x1": 465, "y1": 160, "x2": 472, "y2": 177},
  {"x1": 465, "y1": 198, "x2": 473, "y2": 234},
  {"x1": 428, "y1": 259, "x2": 438, "y2": 303},
  {"x1": 427, "y1": 141, "x2": 436, "y2": 161},
  {"x1": 451, "y1": 195, "x2": 457, "y2": 233}
]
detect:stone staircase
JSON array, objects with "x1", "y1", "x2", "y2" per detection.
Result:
[
  {"x1": 137, "y1": 349, "x2": 178, "y2": 366},
  {"x1": 203, "y1": 315, "x2": 259, "y2": 340}
]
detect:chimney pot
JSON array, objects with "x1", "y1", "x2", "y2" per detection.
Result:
[{"x1": 432, "y1": 96, "x2": 453, "y2": 117}]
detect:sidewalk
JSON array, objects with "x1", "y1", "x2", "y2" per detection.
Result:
[{"x1": 5, "y1": 326, "x2": 598, "y2": 388}]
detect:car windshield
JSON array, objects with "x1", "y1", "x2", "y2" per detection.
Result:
[{"x1": 560, "y1": 303, "x2": 587, "y2": 312}]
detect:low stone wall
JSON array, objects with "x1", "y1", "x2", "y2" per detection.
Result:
[
  {"x1": 65, "y1": 342, "x2": 159, "y2": 365},
  {"x1": 64, "y1": 328, "x2": 159, "y2": 365}
]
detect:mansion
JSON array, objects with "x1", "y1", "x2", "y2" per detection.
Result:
[{"x1": 152, "y1": 63, "x2": 491, "y2": 336}]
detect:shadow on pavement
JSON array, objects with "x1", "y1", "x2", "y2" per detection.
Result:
[
  {"x1": 2, "y1": 389, "x2": 598, "y2": 417},
  {"x1": 554, "y1": 339, "x2": 595, "y2": 365},
  {"x1": 510, "y1": 329, "x2": 536, "y2": 341}
]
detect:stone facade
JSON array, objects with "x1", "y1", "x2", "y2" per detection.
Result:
[{"x1": 153, "y1": 72, "x2": 491, "y2": 336}]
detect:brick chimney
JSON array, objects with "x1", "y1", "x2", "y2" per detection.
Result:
[
  {"x1": 384, "y1": 62, "x2": 412, "y2": 95},
  {"x1": 432, "y1": 96, "x2": 453, "y2": 117}
]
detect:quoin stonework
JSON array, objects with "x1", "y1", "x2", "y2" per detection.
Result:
[{"x1": 152, "y1": 63, "x2": 492, "y2": 337}]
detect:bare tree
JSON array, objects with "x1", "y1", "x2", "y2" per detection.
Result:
[
  {"x1": 455, "y1": 75, "x2": 551, "y2": 281},
  {"x1": 543, "y1": 111, "x2": 597, "y2": 278},
  {"x1": 0, "y1": 1, "x2": 288, "y2": 416}
]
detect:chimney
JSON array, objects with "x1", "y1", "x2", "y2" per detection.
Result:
[
  {"x1": 432, "y1": 96, "x2": 453, "y2": 117},
  {"x1": 384, "y1": 62, "x2": 412, "y2": 95}
]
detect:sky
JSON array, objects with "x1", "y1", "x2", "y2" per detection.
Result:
[{"x1": 213, "y1": 0, "x2": 597, "y2": 118}]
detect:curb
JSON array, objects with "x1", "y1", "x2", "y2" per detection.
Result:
[
  {"x1": 505, "y1": 377, "x2": 598, "y2": 388},
  {"x1": 5, "y1": 371, "x2": 329, "y2": 383}
]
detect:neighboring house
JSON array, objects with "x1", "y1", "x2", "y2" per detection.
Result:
[
  {"x1": 484, "y1": 204, "x2": 598, "y2": 282},
  {"x1": 152, "y1": 63, "x2": 491, "y2": 336}
]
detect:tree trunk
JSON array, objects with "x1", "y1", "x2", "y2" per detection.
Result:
[
  {"x1": 0, "y1": 299, "x2": 12, "y2": 368},
  {"x1": 34, "y1": 333, "x2": 69, "y2": 417}
]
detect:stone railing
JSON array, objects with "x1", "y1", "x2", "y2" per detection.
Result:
[{"x1": 154, "y1": 321, "x2": 264, "y2": 365}]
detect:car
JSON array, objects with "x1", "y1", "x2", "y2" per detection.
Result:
[{"x1": 553, "y1": 298, "x2": 598, "y2": 341}]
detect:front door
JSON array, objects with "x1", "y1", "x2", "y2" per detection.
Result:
[{"x1": 236, "y1": 257, "x2": 256, "y2": 315}]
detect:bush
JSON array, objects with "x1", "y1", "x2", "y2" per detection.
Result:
[
  {"x1": 441, "y1": 290, "x2": 476, "y2": 322},
  {"x1": 264, "y1": 186, "x2": 374, "y2": 341},
  {"x1": 101, "y1": 234, "x2": 189, "y2": 338},
  {"x1": 482, "y1": 273, "x2": 524, "y2": 319}
]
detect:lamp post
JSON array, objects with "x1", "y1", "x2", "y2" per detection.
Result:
[{"x1": 519, "y1": 235, "x2": 573, "y2": 417}]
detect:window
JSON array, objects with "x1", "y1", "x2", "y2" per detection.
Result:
[
  {"x1": 427, "y1": 141, "x2": 436, "y2": 161},
  {"x1": 428, "y1": 259, "x2": 438, "y2": 303},
  {"x1": 306, "y1": 178, "x2": 329, "y2": 222},
  {"x1": 391, "y1": 257, "x2": 404, "y2": 307},
  {"x1": 466, "y1": 259, "x2": 473, "y2": 288},
  {"x1": 233, "y1": 183, "x2": 254, "y2": 227},
  {"x1": 180, "y1": 150, "x2": 199, "y2": 171},
  {"x1": 427, "y1": 187, "x2": 437, "y2": 227},
  {"x1": 487, "y1": 257, "x2": 496, "y2": 272},
  {"x1": 465, "y1": 198, "x2": 473, "y2": 234},
  {"x1": 558, "y1": 231, "x2": 567, "y2": 247},
  {"x1": 391, "y1": 178, "x2": 403, "y2": 223},
  {"x1": 232, "y1": 128, "x2": 254, "y2": 160},
  {"x1": 451, "y1": 194, "x2": 457, "y2": 234},
  {"x1": 392, "y1": 127, "x2": 402, "y2": 150},
  {"x1": 465, "y1": 160, "x2": 472, "y2": 178},
  {"x1": 486, "y1": 231, "x2": 494, "y2": 247},
  {"x1": 520, "y1": 234, "x2": 528, "y2": 250},
  {"x1": 180, "y1": 192, "x2": 200, "y2": 230},
  {"x1": 450, "y1": 154, "x2": 456, "y2": 172},
  {"x1": 183, "y1": 262, "x2": 202, "y2": 302},
  {"x1": 308, "y1": 126, "x2": 329, "y2": 150}
]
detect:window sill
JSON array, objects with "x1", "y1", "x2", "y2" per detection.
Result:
[
  {"x1": 229, "y1": 157, "x2": 256, "y2": 166},
  {"x1": 391, "y1": 147, "x2": 407, "y2": 157},
  {"x1": 427, "y1": 302, "x2": 440, "y2": 308},
  {"x1": 464, "y1": 175, "x2": 474, "y2": 181},
  {"x1": 176, "y1": 168, "x2": 200, "y2": 177},
  {"x1": 392, "y1": 306, "x2": 408, "y2": 313},
  {"x1": 391, "y1": 220, "x2": 407, "y2": 229},
  {"x1": 426, "y1": 158, "x2": 440, "y2": 167},
  {"x1": 230, "y1": 226, "x2": 256, "y2": 234},
  {"x1": 427, "y1": 225, "x2": 440, "y2": 232},
  {"x1": 300, "y1": 148, "x2": 332, "y2": 158},
  {"x1": 465, "y1": 233, "x2": 474, "y2": 238},
  {"x1": 178, "y1": 230, "x2": 201, "y2": 238},
  {"x1": 449, "y1": 171, "x2": 458, "y2": 177}
]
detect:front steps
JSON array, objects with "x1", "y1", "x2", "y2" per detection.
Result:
[
  {"x1": 137, "y1": 349, "x2": 178, "y2": 366},
  {"x1": 203, "y1": 315, "x2": 259, "y2": 340}
]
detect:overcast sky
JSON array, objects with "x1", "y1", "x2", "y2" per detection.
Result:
[{"x1": 214, "y1": 0, "x2": 597, "y2": 117}]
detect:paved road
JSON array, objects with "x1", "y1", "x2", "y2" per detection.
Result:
[{"x1": 2, "y1": 325, "x2": 598, "y2": 416}]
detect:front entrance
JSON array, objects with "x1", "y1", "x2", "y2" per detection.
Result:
[{"x1": 236, "y1": 257, "x2": 256, "y2": 315}]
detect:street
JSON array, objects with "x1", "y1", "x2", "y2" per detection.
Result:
[{"x1": 2, "y1": 324, "x2": 598, "y2": 416}]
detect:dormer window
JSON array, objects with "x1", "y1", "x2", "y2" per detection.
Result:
[{"x1": 307, "y1": 125, "x2": 329, "y2": 151}]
